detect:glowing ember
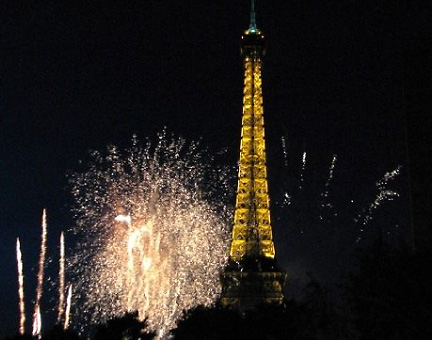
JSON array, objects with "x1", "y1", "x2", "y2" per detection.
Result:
[{"x1": 69, "y1": 134, "x2": 230, "y2": 337}]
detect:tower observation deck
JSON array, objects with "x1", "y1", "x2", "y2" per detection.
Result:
[{"x1": 221, "y1": 0, "x2": 286, "y2": 309}]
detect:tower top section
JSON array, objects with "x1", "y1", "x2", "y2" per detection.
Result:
[
  {"x1": 241, "y1": 0, "x2": 265, "y2": 57},
  {"x1": 249, "y1": 0, "x2": 258, "y2": 33}
]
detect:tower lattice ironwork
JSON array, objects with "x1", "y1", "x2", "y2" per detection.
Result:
[{"x1": 221, "y1": 0, "x2": 286, "y2": 309}]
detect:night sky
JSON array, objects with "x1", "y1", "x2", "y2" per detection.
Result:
[{"x1": 1, "y1": 0, "x2": 429, "y2": 337}]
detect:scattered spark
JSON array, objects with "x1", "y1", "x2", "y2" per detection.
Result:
[
  {"x1": 283, "y1": 191, "x2": 292, "y2": 206},
  {"x1": 33, "y1": 209, "x2": 47, "y2": 337},
  {"x1": 299, "y1": 150, "x2": 307, "y2": 189},
  {"x1": 16, "y1": 238, "x2": 25, "y2": 336},
  {"x1": 58, "y1": 232, "x2": 65, "y2": 324},
  {"x1": 281, "y1": 136, "x2": 288, "y2": 167},
  {"x1": 69, "y1": 133, "x2": 230, "y2": 337},
  {"x1": 322, "y1": 154, "x2": 337, "y2": 195},
  {"x1": 64, "y1": 284, "x2": 72, "y2": 330},
  {"x1": 280, "y1": 136, "x2": 295, "y2": 207},
  {"x1": 319, "y1": 154, "x2": 337, "y2": 221},
  {"x1": 377, "y1": 166, "x2": 401, "y2": 189},
  {"x1": 327, "y1": 155, "x2": 337, "y2": 186}
]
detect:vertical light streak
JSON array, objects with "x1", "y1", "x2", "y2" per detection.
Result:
[
  {"x1": 16, "y1": 238, "x2": 26, "y2": 336},
  {"x1": 325, "y1": 154, "x2": 337, "y2": 189},
  {"x1": 64, "y1": 284, "x2": 72, "y2": 330},
  {"x1": 281, "y1": 136, "x2": 292, "y2": 205},
  {"x1": 299, "y1": 150, "x2": 307, "y2": 189},
  {"x1": 33, "y1": 209, "x2": 47, "y2": 337},
  {"x1": 281, "y1": 136, "x2": 288, "y2": 167},
  {"x1": 58, "y1": 232, "x2": 65, "y2": 323},
  {"x1": 32, "y1": 306, "x2": 41, "y2": 338},
  {"x1": 319, "y1": 154, "x2": 337, "y2": 221}
]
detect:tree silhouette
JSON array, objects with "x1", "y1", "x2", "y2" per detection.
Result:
[
  {"x1": 93, "y1": 311, "x2": 155, "y2": 340},
  {"x1": 344, "y1": 238, "x2": 432, "y2": 339},
  {"x1": 301, "y1": 276, "x2": 347, "y2": 340},
  {"x1": 41, "y1": 324, "x2": 82, "y2": 340},
  {"x1": 3, "y1": 334, "x2": 34, "y2": 340},
  {"x1": 172, "y1": 303, "x2": 242, "y2": 339},
  {"x1": 172, "y1": 300, "x2": 328, "y2": 340}
]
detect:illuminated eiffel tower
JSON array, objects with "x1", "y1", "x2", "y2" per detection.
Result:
[{"x1": 221, "y1": 0, "x2": 286, "y2": 309}]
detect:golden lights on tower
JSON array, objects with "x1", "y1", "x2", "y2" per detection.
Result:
[
  {"x1": 229, "y1": 29, "x2": 275, "y2": 261},
  {"x1": 221, "y1": 0, "x2": 286, "y2": 309}
]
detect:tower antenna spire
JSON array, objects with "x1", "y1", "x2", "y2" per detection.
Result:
[{"x1": 249, "y1": 0, "x2": 258, "y2": 33}]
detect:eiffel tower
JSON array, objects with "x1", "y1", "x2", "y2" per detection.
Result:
[{"x1": 221, "y1": 0, "x2": 286, "y2": 309}]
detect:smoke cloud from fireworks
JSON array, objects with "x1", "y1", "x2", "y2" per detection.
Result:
[{"x1": 69, "y1": 134, "x2": 230, "y2": 336}]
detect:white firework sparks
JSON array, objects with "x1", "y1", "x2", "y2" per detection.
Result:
[
  {"x1": 322, "y1": 154, "x2": 337, "y2": 197},
  {"x1": 283, "y1": 191, "x2": 292, "y2": 206},
  {"x1": 281, "y1": 136, "x2": 288, "y2": 167},
  {"x1": 319, "y1": 154, "x2": 337, "y2": 220},
  {"x1": 299, "y1": 150, "x2": 307, "y2": 190},
  {"x1": 377, "y1": 166, "x2": 401, "y2": 189},
  {"x1": 355, "y1": 166, "x2": 401, "y2": 242},
  {"x1": 68, "y1": 133, "x2": 230, "y2": 337}
]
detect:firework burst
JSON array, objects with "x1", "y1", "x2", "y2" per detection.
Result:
[{"x1": 68, "y1": 133, "x2": 230, "y2": 337}]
